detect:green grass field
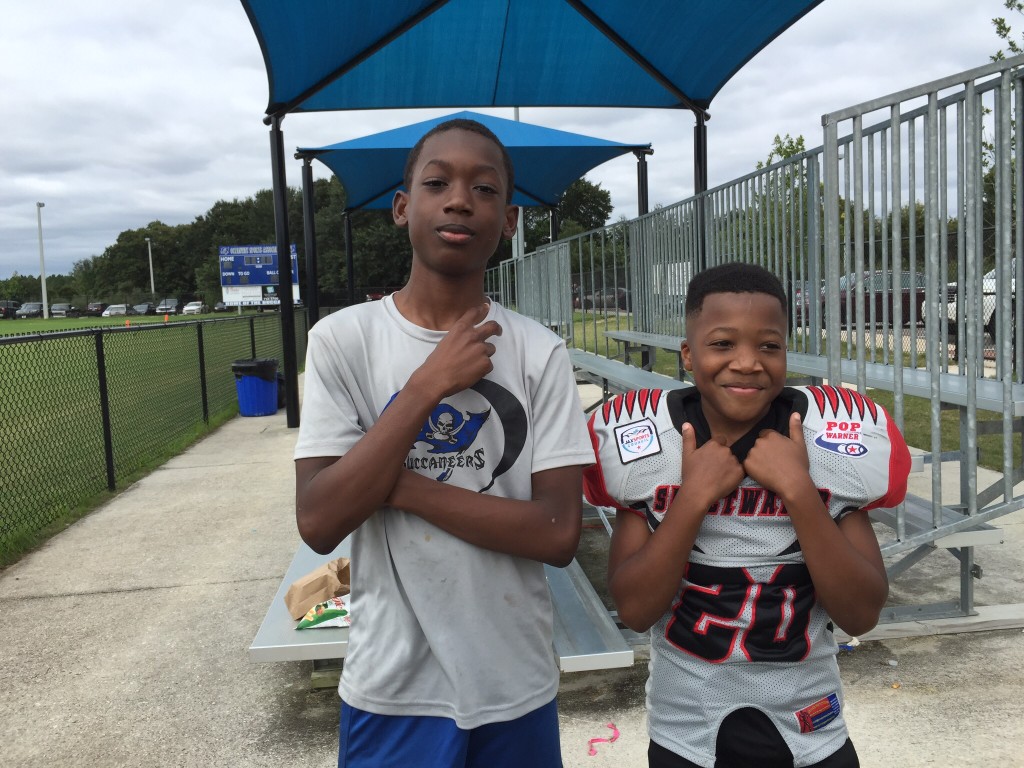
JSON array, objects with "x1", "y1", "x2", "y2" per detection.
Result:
[
  {"x1": 0, "y1": 310, "x2": 241, "y2": 337},
  {"x1": 0, "y1": 312, "x2": 302, "y2": 567}
]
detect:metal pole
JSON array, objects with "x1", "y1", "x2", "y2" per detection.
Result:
[
  {"x1": 693, "y1": 114, "x2": 708, "y2": 194},
  {"x1": 693, "y1": 114, "x2": 708, "y2": 267},
  {"x1": 300, "y1": 158, "x2": 320, "y2": 328},
  {"x1": 145, "y1": 237, "x2": 155, "y2": 296},
  {"x1": 512, "y1": 107, "x2": 526, "y2": 259},
  {"x1": 269, "y1": 116, "x2": 300, "y2": 428},
  {"x1": 345, "y1": 213, "x2": 356, "y2": 306},
  {"x1": 635, "y1": 149, "x2": 651, "y2": 216},
  {"x1": 36, "y1": 202, "x2": 49, "y2": 319}
]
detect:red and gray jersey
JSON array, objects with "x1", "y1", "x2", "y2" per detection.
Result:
[{"x1": 584, "y1": 386, "x2": 910, "y2": 767}]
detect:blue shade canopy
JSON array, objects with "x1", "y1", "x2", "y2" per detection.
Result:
[
  {"x1": 297, "y1": 111, "x2": 651, "y2": 210},
  {"x1": 241, "y1": 0, "x2": 826, "y2": 118}
]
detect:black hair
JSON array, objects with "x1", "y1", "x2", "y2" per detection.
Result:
[
  {"x1": 402, "y1": 118, "x2": 516, "y2": 203},
  {"x1": 684, "y1": 262, "x2": 789, "y2": 326}
]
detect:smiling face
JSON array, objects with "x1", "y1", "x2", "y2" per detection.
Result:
[
  {"x1": 681, "y1": 291, "x2": 789, "y2": 444},
  {"x1": 393, "y1": 128, "x2": 518, "y2": 280}
]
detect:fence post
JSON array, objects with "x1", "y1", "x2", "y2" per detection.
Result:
[
  {"x1": 94, "y1": 331, "x2": 116, "y2": 491},
  {"x1": 196, "y1": 323, "x2": 210, "y2": 424},
  {"x1": 249, "y1": 316, "x2": 257, "y2": 359}
]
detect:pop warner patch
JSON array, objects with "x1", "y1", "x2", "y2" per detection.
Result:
[
  {"x1": 614, "y1": 418, "x2": 661, "y2": 464},
  {"x1": 812, "y1": 419, "x2": 869, "y2": 458}
]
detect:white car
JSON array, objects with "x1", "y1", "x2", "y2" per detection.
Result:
[
  {"x1": 101, "y1": 304, "x2": 130, "y2": 317},
  {"x1": 945, "y1": 261, "x2": 1015, "y2": 336},
  {"x1": 182, "y1": 301, "x2": 209, "y2": 315}
]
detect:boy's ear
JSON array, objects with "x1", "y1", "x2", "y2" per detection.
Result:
[
  {"x1": 680, "y1": 338, "x2": 693, "y2": 371},
  {"x1": 393, "y1": 189, "x2": 409, "y2": 228},
  {"x1": 502, "y1": 205, "x2": 519, "y2": 240}
]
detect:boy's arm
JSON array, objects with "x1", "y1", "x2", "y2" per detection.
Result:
[
  {"x1": 295, "y1": 305, "x2": 501, "y2": 554},
  {"x1": 744, "y1": 412, "x2": 888, "y2": 637},
  {"x1": 607, "y1": 424, "x2": 744, "y2": 632},
  {"x1": 386, "y1": 464, "x2": 585, "y2": 567}
]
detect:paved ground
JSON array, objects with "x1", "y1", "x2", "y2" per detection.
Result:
[{"x1": 1, "y1": 384, "x2": 1023, "y2": 767}]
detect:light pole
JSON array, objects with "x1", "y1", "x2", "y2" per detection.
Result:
[
  {"x1": 145, "y1": 237, "x2": 155, "y2": 296},
  {"x1": 36, "y1": 202, "x2": 49, "y2": 319}
]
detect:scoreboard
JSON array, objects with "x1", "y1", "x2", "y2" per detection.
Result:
[{"x1": 218, "y1": 244, "x2": 300, "y2": 306}]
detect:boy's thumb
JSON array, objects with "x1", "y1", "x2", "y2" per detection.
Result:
[
  {"x1": 681, "y1": 422, "x2": 696, "y2": 455},
  {"x1": 790, "y1": 412, "x2": 804, "y2": 443}
]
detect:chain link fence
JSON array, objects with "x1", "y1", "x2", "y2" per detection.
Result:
[{"x1": 0, "y1": 311, "x2": 307, "y2": 562}]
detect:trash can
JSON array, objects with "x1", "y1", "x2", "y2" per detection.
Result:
[{"x1": 232, "y1": 358, "x2": 279, "y2": 416}]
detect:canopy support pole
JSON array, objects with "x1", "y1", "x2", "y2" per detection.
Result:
[
  {"x1": 694, "y1": 112, "x2": 708, "y2": 194},
  {"x1": 634, "y1": 148, "x2": 653, "y2": 215},
  {"x1": 694, "y1": 112, "x2": 708, "y2": 268},
  {"x1": 300, "y1": 158, "x2": 320, "y2": 328},
  {"x1": 344, "y1": 213, "x2": 356, "y2": 306},
  {"x1": 269, "y1": 116, "x2": 300, "y2": 428}
]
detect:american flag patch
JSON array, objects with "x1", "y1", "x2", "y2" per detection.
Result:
[{"x1": 795, "y1": 693, "x2": 841, "y2": 733}]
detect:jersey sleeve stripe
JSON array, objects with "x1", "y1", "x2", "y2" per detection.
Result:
[
  {"x1": 582, "y1": 411, "x2": 632, "y2": 512},
  {"x1": 861, "y1": 405, "x2": 911, "y2": 511}
]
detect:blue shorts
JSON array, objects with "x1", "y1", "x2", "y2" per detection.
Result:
[{"x1": 338, "y1": 698, "x2": 562, "y2": 768}]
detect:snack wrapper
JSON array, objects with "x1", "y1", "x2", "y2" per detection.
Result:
[
  {"x1": 296, "y1": 594, "x2": 352, "y2": 630},
  {"x1": 283, "y1": 557, "x2": 350, "y2": 620}
]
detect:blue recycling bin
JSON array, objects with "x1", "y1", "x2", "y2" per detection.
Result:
[{"x1": 232, "y1": 358, "x2": 279, "y2": 416}]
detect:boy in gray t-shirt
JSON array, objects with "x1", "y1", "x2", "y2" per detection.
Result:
[{"x1": 294, "y1": 118, "x2": 593, "y2": 768}]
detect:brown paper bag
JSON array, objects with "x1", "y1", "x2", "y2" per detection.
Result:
[{"x1": 283, "y1": 557, "x2": 351, "y2": 620}]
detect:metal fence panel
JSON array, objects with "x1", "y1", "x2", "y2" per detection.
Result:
[{"x1": 0, "y1": 311, "x2": 303, "y2": 559}]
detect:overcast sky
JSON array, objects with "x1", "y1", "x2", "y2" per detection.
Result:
[{"x1": 0, "y1": 0, "x2": 1010, "y2": 279}]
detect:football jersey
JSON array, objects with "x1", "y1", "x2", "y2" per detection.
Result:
[{"x1": 584, "y1": 385, "x2": 910, "y2": 767}]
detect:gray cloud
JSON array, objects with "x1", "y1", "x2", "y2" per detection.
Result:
[{"x1": 0, "y1": 0, "x2": 1009, "y2": 278}]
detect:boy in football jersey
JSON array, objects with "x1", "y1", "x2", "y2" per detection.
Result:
[
  {"x1": 294, "y1": 119, "x2": 594, "y2": 767},
  {"x1": 584, "y1": 262, "x2": 911, "y2": 768}
]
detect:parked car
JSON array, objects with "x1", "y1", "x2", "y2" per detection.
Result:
[
  {"x1": 102, "y1": 304, "x2": 136, "y2": 317},
  {"x1": 823, "y1": 271, "x2": 927, "y2": 327},
  {"x1": 82, "y1": 302, "x2": 108, "y2": 317},
  {"x1": 182, "y1": 301, "x2": 209, "y2": 315},
  {"x1": 15, "y1": 302, "x2": 44, "y2": 319},
  {"x1": 155, "y1": 297, "x2": 182, "y2": 315},
  {"x1": 0, "y1": 300, "x2": 20, "y2": 319},
  {"x1": 212, "y1": 301, "x2": 230, "y2": 313},
  {"x1": 791, "y1": 280, "x2": 824, "y2": 325},
  {"x1": 50, "y1": 302, "x2": 81, "y2": 318},
  {"x1": 133, "y1": 302, "x2": 156, "y2": 316},
  {"x1": 574, "y1": 287, "x2": 632, "y2": 311},
  {"x1": 943, "y1": 261, "x2": 1015, "y2": 339}
]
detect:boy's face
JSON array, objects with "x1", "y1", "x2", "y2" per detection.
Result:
[
  {"x1": 393, "y1": 129, "x2": 518, "y2": 278},
  {"x1": 681, "y1": 291, "x2": 788, "y2": 442}
]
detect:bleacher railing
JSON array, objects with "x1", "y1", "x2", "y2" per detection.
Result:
[{"x1": 491, "y1": 54, "x2": 1024, "y2": 621}]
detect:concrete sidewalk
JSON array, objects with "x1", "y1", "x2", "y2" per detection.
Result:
[{"x1": 1, "y1": 392, "x2": 1023, "y2": 767}]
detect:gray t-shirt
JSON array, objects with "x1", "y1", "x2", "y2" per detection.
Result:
[{"x1": 294, "y1": 296, "x2": 593, "y2": 728}]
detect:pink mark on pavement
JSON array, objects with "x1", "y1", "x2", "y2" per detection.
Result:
[{"x1": 587, "y1": 722, "x2": 620, "y2": 756}]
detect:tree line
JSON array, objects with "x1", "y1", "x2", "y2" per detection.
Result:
[{"x1": 0, "y1": 177, "x2": 613, "y2": 308}]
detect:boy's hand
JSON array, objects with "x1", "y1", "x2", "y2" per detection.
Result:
[
  {"x1": 677, "y1": 422, "x2": 744, "y2": 512},
  {"x1": 744, "y1": 412, "x2": 813, "y2": 499},
  {"x1": 418, "y1": 304, "x2": 502, "y2": 399}
]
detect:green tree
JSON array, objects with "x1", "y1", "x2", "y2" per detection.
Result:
[
  {"x1": 522, "y1": 178, "x2": 613, "y2": 252},
  {"x1": 992, "y1": 1, "x2": 1024, "y2": 60},
  {"x1": 0, "y1": 273, "x2": 42, "y2": 302},
  {"x1": 756, "y1": 133, "x2": 807, "y2": 169}
]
